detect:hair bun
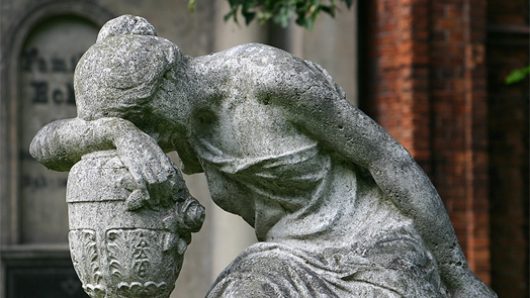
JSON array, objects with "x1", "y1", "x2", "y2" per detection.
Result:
[{"x1": 97, "y1": 15, "x2": 157, "y2": 42}]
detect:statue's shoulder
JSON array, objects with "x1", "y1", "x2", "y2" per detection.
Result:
[
  {"x1": 195, "y1": 43, "x2": 292, "y2": 75},
  {"x1": 225, "y1": 43, "x2": 287, "y2": 55},
  {"x1": 216, "y1": 43, "x2": 294, "y2": 66}
]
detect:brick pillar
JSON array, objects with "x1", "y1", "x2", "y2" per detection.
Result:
[
  {"x1": 361, "y1": 0, "x2": 432, "y2": 173},
  {"x1": 361, "y1": 0, "x2": 491, "y2": 283},
  {"x1": 430, "y1": 0, "x2": 490, "y2": 283}
]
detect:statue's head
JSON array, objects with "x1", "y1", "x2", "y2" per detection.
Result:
[{"x1": 74, "y1": 15, "x2": 182, "y2": 121}]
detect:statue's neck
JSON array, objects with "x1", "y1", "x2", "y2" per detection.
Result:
[{"x1": 187, "y1": 54, "x2": 227, "y2": 103}]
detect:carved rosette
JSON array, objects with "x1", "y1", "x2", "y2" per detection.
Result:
[{"x1": 66, "y1": 151, "x2": 197, "y2": 298}]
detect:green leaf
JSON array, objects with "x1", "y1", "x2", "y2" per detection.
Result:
[
  {"x1": 187, "y1": 0, "x2": 196, "y2": 12},
  {"x1": 319, "y1": 5, "x2": 336, "y2": 17},
  {"x1": 243, "y1": 11, "x2": 256, "y2": 24},
  {"x1": 505, "y1": 66, "x2": 530, "y2": 85},
  {"x1": 220, "y1": 0, "x2": 353, "y2": 29}
]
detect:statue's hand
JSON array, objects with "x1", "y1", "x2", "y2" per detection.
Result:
[{"x1": 114, "y1": 128, "x2": 179, "y2": 210}]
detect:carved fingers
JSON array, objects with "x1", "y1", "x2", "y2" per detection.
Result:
[
  {"x1": 110, "y1": 120, "x2": 205, "y2": 256},
  {"x1": 115, "y1": 130, "x2": 178, "y2": 209}
]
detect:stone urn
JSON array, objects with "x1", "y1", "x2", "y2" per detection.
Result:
[{"x1": 66, "y1": 150, "x2": 204, "y2": 298}]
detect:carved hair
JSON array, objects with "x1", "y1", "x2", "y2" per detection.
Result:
[
  {"x1": 96, "y1": 15, "x2": 157, "y2": 42},
  {"x1": 74, "y1": 15, "x2": 181, "y2": 120}
]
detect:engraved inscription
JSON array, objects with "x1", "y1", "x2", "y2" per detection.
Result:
[{"x1": 21, "y1": 47, "x2": 81, "y2": 106}]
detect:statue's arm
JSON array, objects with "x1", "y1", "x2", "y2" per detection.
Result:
[
  {"x1": 30, "y1": 117, "x2": 124, "y2": 171},
  {"x1": 268, "y1": 68, "x2": 493, "y2": 296},
  {"x1": 30, "y1": 117, "x2": 176, "y2": 190}
]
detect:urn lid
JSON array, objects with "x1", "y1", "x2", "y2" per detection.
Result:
[{"x1": 67, "y1": 150, "x2": 138, "y2": 203}]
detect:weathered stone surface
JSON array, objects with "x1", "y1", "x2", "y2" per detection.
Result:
[
  {"x1": 66, "y1": 150, "x2": 204, "y2": 298},
  {"x1": 30, "y1": 15, "x2": 496, "y2": 297}
]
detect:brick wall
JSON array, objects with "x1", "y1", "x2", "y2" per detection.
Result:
[
  {"x1": 361, "y1": 0, "x2": 530, "y2": 294},
  {"x1": 360, "y1": 0, "x2": 432, "y2": 173},
  {"x1": 487, "y1": 0, "x2": 529, "y2": 296},
  {"x1": 360, "y1": 0, "x2": 491, "y2": 284},
  {"x1": 430, "y1": 0, "x2": 491, "y2": 283}
]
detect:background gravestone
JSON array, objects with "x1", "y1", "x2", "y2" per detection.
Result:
[
  {"x1": 19, "y1": 16, "x2": 98, "y2": 244},
  {"x1": 6, "y1": 15, "x2": 99, "y2": 296},
  {"x1": 0, "y1": 3, "x2": 113, "y2": 297}
]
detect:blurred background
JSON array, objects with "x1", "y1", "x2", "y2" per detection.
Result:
[{"x1": 0, "y1": 0, "x2": 527, "y2": 297}]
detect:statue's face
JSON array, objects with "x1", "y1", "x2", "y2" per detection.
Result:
[
  {"x1": 125, "y1": 108, "x2": 176, "y2": 152},
  {"x1": 110, "y1": 66, "x2": 188, "y2": 153}
]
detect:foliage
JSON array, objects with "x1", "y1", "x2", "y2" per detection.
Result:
[
  {"x1": 188, "y1": 0, "x2": 353, "y2": 29},
  {"x1": 505, "y1": 66, "x2": 530, "y2": 85}
]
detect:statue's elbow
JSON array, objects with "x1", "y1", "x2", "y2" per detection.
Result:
[
  {"x1": 29, "y1": 129, "x2": 73, "y2": 172},
  {"x1": 29, "y1": 133, "x2": 47, "y2": 163}
]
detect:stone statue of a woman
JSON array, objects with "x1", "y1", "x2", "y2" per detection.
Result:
[{"x1": 30, "y1": 15, "x2": 495, "y2": 297}]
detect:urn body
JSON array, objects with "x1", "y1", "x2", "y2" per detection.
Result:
[{"x1": 66, "y1": 151, "x2": 182, "y2": 298}]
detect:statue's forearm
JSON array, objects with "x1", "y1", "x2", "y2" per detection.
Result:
[{"x1": 30, "y1": 117, "x2": 139, "y2": 171}]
